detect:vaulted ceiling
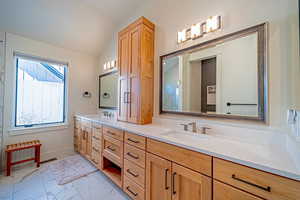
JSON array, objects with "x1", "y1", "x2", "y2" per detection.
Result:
[{"x1": 0, "y1": 0, "x2": 144, "y2": 56}]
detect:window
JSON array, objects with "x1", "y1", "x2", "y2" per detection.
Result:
[{"x1": 15, "y1": 55, "x2": 67, "y2": 128}]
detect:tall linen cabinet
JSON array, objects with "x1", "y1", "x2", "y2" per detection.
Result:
[{"x1": 118, "y1": 17, "x2": 155, "y2": 124}]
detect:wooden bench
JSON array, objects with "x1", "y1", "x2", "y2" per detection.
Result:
[{"x1": 5, "y1": 140, "x2": 42, "y2": 176}]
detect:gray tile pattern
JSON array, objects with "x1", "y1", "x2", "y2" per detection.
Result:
[{"x1": 0, "y1": 164, "x2": 130, "y2": 200}]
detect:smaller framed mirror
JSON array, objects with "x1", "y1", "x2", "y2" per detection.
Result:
[{"x1": 99, "y1": 71, "x2": 118, "y2": 110}]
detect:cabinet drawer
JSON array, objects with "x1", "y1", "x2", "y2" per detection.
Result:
[
  {"x1": 91, "y1": 150, "x2": 101, "y2": 165},
  {"x1": 124, "y1": 176, "x2": 145, "y2": 200},
  {"x1": 92, "y1": 139, "x2": 101, "y2": 151},
  {"x1": 147, "y1": 139, "x2": 212, "y2": 176},
  {"x1": 213, "y1": 180, "x2": 263, "y2": 200},
  {"x1": 103, "y1": 126, "x2": 124, "y2": 141},
  {"x1": 124, "y1": 144, "x2": 146, "y2": 168},
  {"x1": 92, "y1": 126, "x2": 102, "y2": 139},
  {"x1": 125, "y1": 132, "x2": 146, "y2": 150},
  {"x1": 124, "y1": 159, "x2": 145, "y2": 187},
  {"x1": 213, "y1": 158, "x2": 300, "y2": 200},
  {"x1": 102, "y1": 135, "x2": 123, "y2": 166}
]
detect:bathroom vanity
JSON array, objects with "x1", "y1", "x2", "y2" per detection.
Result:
[
  {"x1": 74, "y1": 115, "x2": 300, "y2": 200},
  {"x1": 84, "y1": 16, "x2": 300, "y2": 200}
]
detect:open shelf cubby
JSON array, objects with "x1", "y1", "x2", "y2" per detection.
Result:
[{"x1": 102, "y1": 156, "x2": 122, "y2": 187}]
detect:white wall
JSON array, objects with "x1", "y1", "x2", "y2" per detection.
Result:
[
  {"x1": 2, "y1": 33, "x2": 99, "y2": 164},
  {"x1": 99, "y1": 0, "x2": 300, "y2": 131}
]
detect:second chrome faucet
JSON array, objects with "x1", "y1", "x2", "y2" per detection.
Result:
[{"x1": 180, "y1": 122, "x2": 211, "y2": 134}]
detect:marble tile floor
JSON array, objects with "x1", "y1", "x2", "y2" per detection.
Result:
[{"x1": 0, "y1": 162, "x2": 130, "y2": 200}]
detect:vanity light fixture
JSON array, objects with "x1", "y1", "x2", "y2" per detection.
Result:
[
  {"x1": 206, "y1": 16, "x2": 221, "y2": 33},
  {"x1": 178, "y1": 29, "x2": 187, "y2": 43},
  {"x1": 177, "y1": 15, "x2": 221, "y2": 44},
  {"x1": 103, "y1": 60, "x2": 117, "y2": 71},
  {"x1": 191, "y1": 23, "x2": 202, "y2": 39}
]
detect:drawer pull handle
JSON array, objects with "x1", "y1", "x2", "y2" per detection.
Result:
[
  {"x1": 127, "y1": 138, "x2": 140, "y2": 143},
  {"x1": 172, "y1": 172, "x2": 177, "y2": 195},
  {"x1": 165, "y1": 169, "x2": 169, "y2": 190},
  {"x1": 107, "y1": 131, "x2": 116, "y2": 135},
  {"x1": 126, "y1": 186, "x2": 138, "y2": 196},
  {"x1": 107, "y1": 146, "x2": 116, "y2": 152},
  {"x1": 92, "y1": 136, "x2": 100, "y2": 140},
  {"x1": 231, "y1": 174, "x2": 271, "y2": 192},
  {"x1": 92, "y1": 147, "x2": 99, "y2": 153},
  {"x1": 127, "y1": 169, "x2": 139, "y2": 177},
  {"x1": 127, "y1": 152, "x2": 139, "y2": 159}
]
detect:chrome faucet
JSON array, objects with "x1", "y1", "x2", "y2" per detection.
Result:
[
  {"x1": 180, "y1": 123, "x2": 189, "y2": 131},
  {"x1": 188, "y1": 122, "x2": 197, "y2": 133},
  {"x1": 199, "y1": 126, "x2": 211, "y2": 134}
]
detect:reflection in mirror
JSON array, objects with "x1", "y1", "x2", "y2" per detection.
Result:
[
  {"x1": 161, "y1": 24, "x2": 266, "y2": 121},
  {"x1": 99, "y1": 71, "x2": 118, "y2": 109}
]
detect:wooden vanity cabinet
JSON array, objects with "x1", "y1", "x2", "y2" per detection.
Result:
[
  {"x1": 213, "y1": 180, "x2": 263, "y2": 200},
  {"x1": 213, "y1": 158, "x2": 300, "y2": 200},
  {"x1": 91, "y1": 123, "x2": 102, "y2": 169},
  {"x1": 123, "y1": 132, "x2": 147, "y2": 200},
  {"x1": 74, "y1": 118, "x2": 80, "y2": 152},
  {"x1": 101, "y1": 125, "x2": 124, "y2": 188},
  {"x1": 78, "y1": 119, "x2": 92, "y2": 160},
  {"x1": 118, "y1": 17, "x2": 155, "y2": 125},
  {"x1": 146, "y1": 153, "x2": 172, "y2": 200},
  {"x1": 146, "y1": 152, "x2": 212, "y2": 200},
  {"x1": 74, "y1": 118, "x2": 300, "y2": 200}
]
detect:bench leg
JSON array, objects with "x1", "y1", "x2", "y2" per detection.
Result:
[
  {"x1": 35, "y1": 146, "x2": 41, "y2": 167},
  {"x1": 6, "y1": 152, "x2": 12, "y2": 176}
]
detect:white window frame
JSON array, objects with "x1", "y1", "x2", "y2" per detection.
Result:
[{"x1": 9, "y1": 52, "x2": 69, "y2": 135}]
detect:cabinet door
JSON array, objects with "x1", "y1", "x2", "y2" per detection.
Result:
[
  {"x1": 214, "y1": 181, "x2": 263, "y2": 200},
  {"x1": 74, "y1": 128, "x2": 80, "y2": 152},
  {"x1": 118, "y1": 77, "x2": 128, "y2": 121},
  {"x1": 118, "y1": 32, "x2": 129, "y2": 122},
  {"x1": 127, "y1": 26, "x2": 141, "y2": 123},
  {"x1": 146, "y1": 153, "x2": 172, "y2": 200},
  {"x1": 80, "y1": 128, "x2": 87, "y2": 155},
  {"x1": 172, "y1": 163, "x2": 212, "y2": 200},
  {"x1": 86, "y1": 128, "x2": 92, "y2": 158}
]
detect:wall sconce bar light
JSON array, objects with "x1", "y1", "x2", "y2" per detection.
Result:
[
  {"x1": 103, "y1": 60, "x2": 117, "y2": 71},
  {"x1": 178, "y1": 15, "x2": 221, "y2": 44}
]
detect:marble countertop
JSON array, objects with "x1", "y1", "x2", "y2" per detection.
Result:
[{"x1": 76, "y1": 114, "x2": 300, "y2": 181}]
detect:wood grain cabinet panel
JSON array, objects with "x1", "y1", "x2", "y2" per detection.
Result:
[
  {"x1": 147, "y1": 139, "x2": 212, "y2": 176},
  {"x1": 117, "y1": 17, "x2": 155, "y2": 124},
  {"x1": 146, "y1": 153, "x2": 172, "y2": 200},
  {"x1": 124, "y1": 159, "x2": 145, "y2": 187},
  {"x1": 102, "y1": 135, "x2": 123, "y2": 167},
  {"x1": 124, "y1": 176, "x2": 145, "y2": 200},
  {"x1": 124, "y1": 144, "x2": 146, "y2": 168},
  {"x1": 213, "y1": 158, "x2": 300, "y2": 200},
  {"x1": 74, "y1": 127, "x2": 80, "y2": 152},
  {"x1": 125, "y1": 132, "x2": 146, "y2": 150},
  {"x1": 103, "y1": 126, "x2": 124, "y2": 141},
  {"x1": 86, "y1": 127, "x2": 92, "y2": 159},
  {"x1": 172, "y1": 163, "x2": 212, "y2": 200},
  {"x1": 118, "y1": 30, "x2": 129, "y2": 122},
  {"x1": 213, "y1": 180, "x2": 263, "y2": 200}
]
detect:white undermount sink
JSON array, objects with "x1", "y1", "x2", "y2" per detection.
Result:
[{"x1": 160, "y1": 130, "x2": 210, "y2": 141}]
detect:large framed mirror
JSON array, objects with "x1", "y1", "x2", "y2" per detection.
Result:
[
  {"x1": 99, "y1": 71, "x2": 118, "y2": 110},
  {"x1": 160, "y1": 23, "x2": 267, "y2": 121}
]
